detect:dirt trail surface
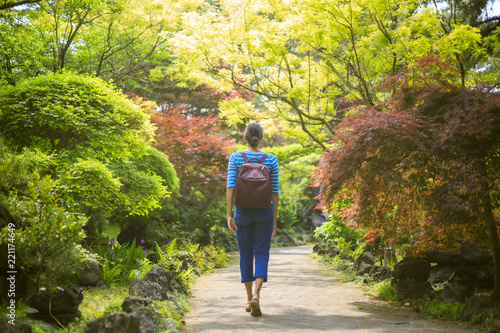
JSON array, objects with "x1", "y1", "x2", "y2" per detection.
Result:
[{"x1": 184, "y1": 245, "x2": 477, "y2": 333}]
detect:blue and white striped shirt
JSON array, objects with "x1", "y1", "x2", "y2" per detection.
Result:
[{"x1": 227, "y1": 151, "x2": 279, "y2": 194}]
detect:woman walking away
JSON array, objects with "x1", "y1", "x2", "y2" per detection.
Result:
[{"x1": 226, "y1": 122, "x2": 279, "y2": 317}]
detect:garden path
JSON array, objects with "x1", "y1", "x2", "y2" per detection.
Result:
[{"x1": 184, "y1": 245, "x2": 477, "y2": 333}]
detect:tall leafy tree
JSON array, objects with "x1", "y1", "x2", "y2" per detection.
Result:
[
  {"x1": 312, "y1": 56, "x2": 500, "y2": 298},
  {"x1": 0, "y1": 72, "x2": 174, "y2": 227},
  {"x1": 0, "y1": 0, "x2": 202, "y2": 86},
  {"x1": 170, "y1": 0, "x2": 499, "y2": 147}
]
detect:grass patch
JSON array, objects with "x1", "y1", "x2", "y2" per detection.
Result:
[
  {"x1": 416, "y1": 296, "x2": 465, "y2": 321},
  {"x1": 366, "y1": 280, "x2": 398, "y2": 303},
  {"x1": 80, "y1": 286, "x2": 129, "y2": 320},
  {"x1": 8, "y1": 286, "x2": 189, "y2": 333}
]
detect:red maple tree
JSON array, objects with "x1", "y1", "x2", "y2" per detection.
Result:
[
  {"x1": 312, "y1": 56, "x2": 500, "y2": 298},
  {"x1": 151, "y1": 104, "x2": 234, "y2": 203}
]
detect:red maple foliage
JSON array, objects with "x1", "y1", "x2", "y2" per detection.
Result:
[
  {"x1": 312, "y1": 56, "x2": 500, "y2": 298},
  {"x1": 151, "y1": 104, "x2": 234, "y2": 202},
  {"x1": 151, "y1": 81, "x2": 254, "y2": 203}
]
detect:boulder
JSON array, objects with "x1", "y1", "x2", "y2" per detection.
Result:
[
  {"x1": 393, "y1": 258, "x2": 430, "y2": 282},
  {"x1": 134, "y1": 310, "x2": 157, "y2": 333},
  {"x1": 175, "y1": 251, "x2": 192, "y2": 272},
  {"x1": 369, "y1": 265, "x2": 392, "y2": 280},
  {"x1": 312, "y1": 244, "x2": 325, "y2": 254},
  {"x1": 355, "y1": 252, "x2": 376, "y2": 268},
  {"x1": 0, "y1": 316, "x2": 32, "y2": 333},
  {"x1": 24, "y1": 308, "x2": 81, "y2": 326},
  {"x1": 78, "y1": 260, "x2": 102, "y2": 287},
  {"x1": 143, "y1": 265, "x2": 180, "y2": 293},
  {"x1": 279, "y1": 230, "x2": 295, "y2": 245},
  {"x1": 28, "y1": 287, "x2": 83, "y2": 314},
  {"x1": 481, "y1": 307, "x2": 500, "y2": 321},
  {"x1": 327, "y1": 247, "x2": 341, "y2": 257},
  {"x1": 464, "y1": 295, "x2": 493, "y2": 318},
  {"x1": 129, "y1": 264, "x2": 181, "y2": 300},
  {"x1": 129, "y1": 279, "x2": 168, "y2": 301},
  {"x1": 83, "y1": 312, "x2": 140, "y2": 333},
  {"x1": 356, "y1": 262, "x2": 373, "y2": 276},
  {"x1": 438, "y1": 282, "x2": 473, "y2": 303},
  {"x1": 428, "y1": 266, "x2": 455, "y2": 285},
  {"x1": 122, "y1": 297, "x2": 153, "y2": 313},
  {"x1": 26, "y1": 286, "x2": 83, "y2": 325},
  {"x1": 393, "y1": 279, "x2": 433, "y2": 300}
]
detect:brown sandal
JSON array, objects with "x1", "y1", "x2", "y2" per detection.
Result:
[
  {"x1": 250, "y1": 294, "x2": 262, "y2": 317},
  {"x1": 245, "y1": 301, "x2": 251, "y2": 312}
]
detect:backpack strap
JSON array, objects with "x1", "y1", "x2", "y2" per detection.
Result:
[
  {"x1": 240, "y1": 151, "x2": 268, "y2": 164},
  {"x1": 240, "y1": 151, "x2": 249, "y2": 163}
]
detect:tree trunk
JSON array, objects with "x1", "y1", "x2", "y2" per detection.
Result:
[
  {"x1": 479, "y1": 159, "x2": 500, "y2": 299},
  {"x1": 485, "y1": 209, "x2": 500, "y2": 300}
]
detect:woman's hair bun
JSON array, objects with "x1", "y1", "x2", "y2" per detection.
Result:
[{"x1": 244, "y1": 122, "x2": 264, "y2": 148}]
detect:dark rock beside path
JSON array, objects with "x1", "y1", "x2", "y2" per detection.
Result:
[
  {"x1": 83, "y1": 311, "x2": 156, "y2": 333},
  {"x1": 369, "y1": 265, "x2": 392, "y2": 280},
  {"x1": 312, "y1": 243, "x2": 340, "y2": 257},
  {"x1": 437, "y1": 281, "x2": 473, "y2": 303},
  {"x1": 393, "y1": 258, "x2": 430, "y2": 282},
  {"x1": 133, "y1": 310, "x2": 157, "y2": 333},
  {"x1": 26, "y1": 286, "x2": 83, "y2": 325},
  {"x1": 122, "y1": 297, "x2": 153, "y2": 313},
  {"x1": 429, "y1": 266, "x2": 455, "y2": 286},
  {"x1": 129, "y1": 265, "x2": 181, "y2": 300},
  {"x1": 393, "y1": 279, "x2": 433, "y2": 300},
  {"x1": 121, "y1": 297, "x2": 157, "y2": 333},
  {"x1": 356, "y1": 262, "x2": 373, "y2": 276},
  {"x1": 355, "y1": 252, "x2": 376, "y2": 268},
  {"x1": 130, "y1": 280, "x2": 168, "y2": 301},
  {"x1": 464, "y1": 295, "x2": 493, "y2": 318},
  {"x1": 312, "y1": 244, "x2": 325, "y2": 255},
  {"x1": 278, "y1": 230, "x2": 295, "y2": 245},
  {"x1": 83, "y1": 312, "x2": 140, "y2": 333},
  {"x1": 28, "y1": 286, "x2": 83, "y2": 314},
  {"x1": 144, "y1": 265, "x2": 180, "y2": 293},
  {"x1": 78, "y1": 260, "x2": 103, "y2": 287}
]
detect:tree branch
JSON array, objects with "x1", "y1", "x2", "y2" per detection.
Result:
[{"x1": 0, "y1": 0, "x2": 41, "y2": 11}]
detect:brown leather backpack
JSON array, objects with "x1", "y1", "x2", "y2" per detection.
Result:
[{"x1": 233, "y1": 152, "x2": 272, "y2": 209}]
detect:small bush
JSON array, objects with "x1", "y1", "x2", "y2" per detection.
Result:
[
  {"x1": 419, "y1": 296, "x2": 465, "y2": 321},
  {"x1": 371, "y1": 280, "x2": 398, "y2": 303},
  {"x1": 90, "y1": 237, "x2": 148, "y2": 286}
]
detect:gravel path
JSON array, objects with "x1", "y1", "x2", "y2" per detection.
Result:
[{"x1": 184, "y1": 245, "x2": 477, "y2": 333}]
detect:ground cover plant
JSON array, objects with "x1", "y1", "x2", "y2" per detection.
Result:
[{"x1": 0, "y1": 236, "x2": 226, "y2": 332}]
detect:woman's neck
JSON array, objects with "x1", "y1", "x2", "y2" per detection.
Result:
[{"x1": 246, "y1": 146, "x2": 261, "y2": 152}]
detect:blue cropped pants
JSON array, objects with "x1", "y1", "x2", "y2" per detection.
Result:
[{"x1": 234, "y1": 205, "x2": 274, "y2": 283}]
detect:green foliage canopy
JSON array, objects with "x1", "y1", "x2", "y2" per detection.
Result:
[
  {"x1": 0, "y1": 145, "x2": 87, "y2": 289},
  {"x1": 169, "y1": 0, "x2": 499, "y2": 148},
  {"x1": 0, "y1": 72, "x2": 176, "y2": 222},
  {"x1": 0, "y1": 72, "x2": 154, "y2": 161}
]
